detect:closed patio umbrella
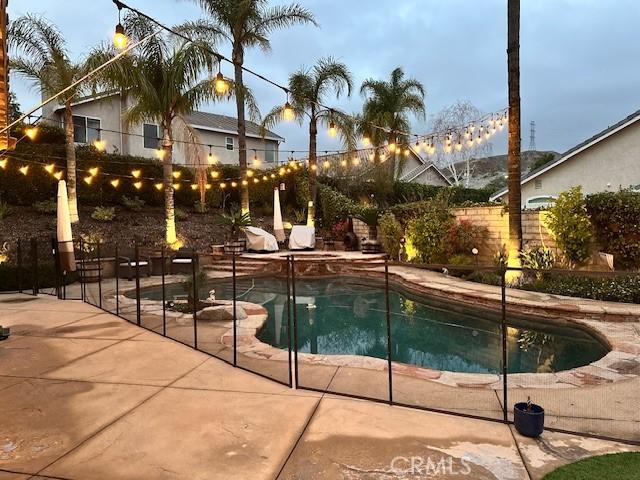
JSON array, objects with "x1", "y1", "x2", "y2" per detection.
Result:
[
  {"x1": 273, "y1": 187, "x2": 285, "y2": 243},
  {"x1": 57, "y1": 180, "x2": 76, "y2": 272}
]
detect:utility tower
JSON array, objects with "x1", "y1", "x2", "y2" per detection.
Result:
[{"x1": 529, "y1": 120, "x2": 536, "y2": 151}]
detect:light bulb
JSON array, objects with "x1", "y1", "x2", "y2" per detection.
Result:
[
  {"x1": 93, "y1": 139, "x2": 106, "y2": 151},
  {"x1": 133, "y1": 181, "x2": 143, "y2": 190},
  {"x1": 155, "y1": 149, "x2": 165, "y2": 160},
  {"x1": 388, "y1": 142, "x2": 396, "y2": 153},
  {"x1": 19, "y1": 165, "x2": 29, "y2": 175},
  {"x1": 340, "y1": 159, "x2": 347, "y2": 167},
  {"x1": 131, "y1": 169, "x2": 141, "y2": 178},
  {"x1": 110, "y1": 179, "x2": 120, "y2": 188},
  {"x1": 246, "y1": 169, "x2": 254, "y2": 178},
  {"x1": 328, "y1": 121, "x2": 337, "y2": 137},
  {"x1": 220, "y1": 182, "x2": 227, "y2": 189},
  {"x1": 24, "y1": 126, "x2": 38, "y2": 140},
  {"x1": 362, "y1": 136, "x2": 370, "y2": 146},
  {"x1": 114, "y1": 23, "x2": 128, "y2": 50},
  {"x1": 44, "y1": 164, "x2": 55, "y2": 174},
  {"x1": 172, "y1": 183, "x2": 181, "y2": 191},
  {"x1": 190, "y1": 184, "x2": 198, "y2": 190},
  {"x1": 172, "y1": 171, "x2": 181, "y2": 179},
  {"x1": 283, "y1": 101, "x2": 295, "y2": 121},
  {"x1": 53, "y1": 171, "x2": 64, "y2": 180},
  {"x1": 0, "y1": 158, "x2": 7, "y2": 169},
  {"x1": 89, "y1": 167, "x2": 99, "y2": 177},
  {"x1": 205, "y1": 183, "x2": 212, "y2": 190},
  {"x1": 241, "y1": 179, "x2": 248, "y2": 186},
  {"x1": 214, "y1": 72, "x2": 229, "y2": 94},
  {"x1": 83, "y1": 176, "x2": 93, "y2": 185},
  {"x1": 210, "y1": 171, "x2": 220, "y2": 179},
  {"x1": 231, "y1": 181, "x2": 238, "y2": 188},
  {"x1": 207, "y1": 153, "x2": 217, "y2": 164},
  {"x1": 154, "y1": 183, "x2": 163, "y2": 191},
  {"x1": 323, "y1": 160, "x2": 330, "y2": 169}
]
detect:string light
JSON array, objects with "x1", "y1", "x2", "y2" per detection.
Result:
[
  {"x1": 323, "y1": 160, "x2": 330, "y2": 169},
  {"x1": 155, "y1": 149, "x2": 165, "y2": 160},
  {"x1": 362, "y1": 136, "x2": 370, "y2": 146},
  {"x1": 340, "y1": 159, "x2": 347, "y2": 167},
  {"x1": 328, "y1": 121, "x2": 337, "y2": 137},
  {"x1": 133, "y1": 181, "x2": 143, "y2": 190},
  {"x1": 207, "y1": 145, "x2": 217, "y2": 164},
  {"x1": 53, "y1": 171, "x2": 64, "y2": 180},
  {"x1": 220, "y1": 182, "x2": 227, "y2": 189},
  {"x1": 190, "y1": 184, "x2": 198, "y2": 190},
  {"x1": 110, "y1": 179, "x2": 120, "y2": 188},
  {"x1": 262, "y1": 175, "x2": 268, "y2": 181},
  {"x1": 24, "y1": 126, "x2": 38, "y2": 140},
  {"x1": 403, "y1": 148, "x2": 410, "y2": 157},
  {"x1": 113, "y1": 4, "x2": 128, "y2": 50},
  {"x1": 253, "y1": 177, "x2": 259, "y2": 184},
  {"x1": 283, "y1": 93, "x2": 295, "y2": 121},
  {"x1": 131, "y1": 169, "x2": 141, "y2": 178},
  {"x1": 172, "y1": 183, "x2": 181, "y2": 190},
  {"x1": 231, "y1": 181, "x2": 238, "y2": 188},
  {"x1": 0, "y1": 158, "x2": 7, "y2": 169},
  {"x1": 172, "y1": 170, "x2": 181, "y2": 179},
  {"x1": 210, "y1": 171, "x2": 220, "y2": 179},
  {"x1": 214, "y1": 62, "x2": 230, "y2": 95},
  {"x1": 19, "y1": 165, "x2": 29, "y2": 175},
  {"x1": 205, "y1": 183, "x2": 212, "y2": 190},
  {"x1": 83, "y1": 175, "x2": 93, "y2": 185},
  {"x1": 154, "y1": 182, "x2": 163, "y2": 191},
  {"x1": 252, "y1": 150, "x2": 261, "y2": 167},
  {"x1": 93, "y1": 139, "x2": 106, "y2": 151},
  {"x1": 88, "y1": 167, "x2": 99, "y2": 177},
  {"x1": 44, "y1": 163, "x2": 55, "y2": 174},
  {"x1": 368, "y1": 152, "x2": 375, "y2": 161},
  {"x1": 246, "y1": 169, "x2": 254, "y2": 178}
]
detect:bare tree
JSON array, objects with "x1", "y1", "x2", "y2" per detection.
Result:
[{"x1": 431, "y1": 100, "x2": 492, "y2": 187}]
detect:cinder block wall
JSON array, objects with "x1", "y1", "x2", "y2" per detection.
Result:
[{"x1": 452, "y1": 206, "x2": 556, "y2": 263}]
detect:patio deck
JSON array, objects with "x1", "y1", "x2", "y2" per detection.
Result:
[{"x1": 0, "y1": 294, "x2": 637, "y2": 479}]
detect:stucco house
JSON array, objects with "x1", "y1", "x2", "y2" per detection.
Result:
[
  {"x1": 491, "y1": 108, "x2": 640, "y2": 206},
  {"x1": 41, "y1": 91, "x2": 284, "y2": 166},
  {"x1": 397, "y1": 147, "x2": 452, "y2": 186}
]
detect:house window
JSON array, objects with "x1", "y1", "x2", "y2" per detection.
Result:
[
  {"x1": 264, "y1": 142, "x2": 276, "y2": 164},
  {"x1": 72, "y1": 115, "x2": 101, "y2": 144},
  {"x1": 534, "y1": 179, "x2": 542, "y2": 189},
  {"x1": 225, "y1": 136, "x2": 234, "y2": 151},
  {"x1": 143, "y1": 124, "x2": 159, "y2": 149}
]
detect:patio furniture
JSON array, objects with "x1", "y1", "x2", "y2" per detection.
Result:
[
  {"x1": 117, "y1": 249, "x2": 152, "y2": 281},
  {"x1": 170, "y1": 248, "x2": 199, "y2": 274},
  {"x1": 245, "y1": 226, "x2": 279, "y2": 253},
  {"x1": 289, "y1": 225, "x2": 315, "y2": 251}
]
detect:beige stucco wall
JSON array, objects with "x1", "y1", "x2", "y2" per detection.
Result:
[
  {"x1": 413, "y1": 166, "x2": 450, "y2": 186},
  {"x1": 45, "y1": 94, "x2": 280, "y2": 167},
  {"x1": 500, "y1": 118, "x2": 640, "y2": 205}
]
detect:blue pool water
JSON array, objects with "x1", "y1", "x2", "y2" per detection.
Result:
[{"x1": 136, "y1": 276, "x2": 608, "y2": 374}]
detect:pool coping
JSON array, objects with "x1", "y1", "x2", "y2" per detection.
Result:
[{"x1": 106, "y1": 275, "x2": 640, "y2": 390}]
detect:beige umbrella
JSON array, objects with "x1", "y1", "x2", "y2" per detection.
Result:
[
  {"x1": 273, "y1": 187, "x2": 285, "y2": 243},
  {"x1": 57, "y1": 180, "x2": 76, "y2": 272}
]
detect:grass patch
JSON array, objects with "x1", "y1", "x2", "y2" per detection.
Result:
[{"x1": 543, "y1": 452, "x2": 640, "y2": 480}]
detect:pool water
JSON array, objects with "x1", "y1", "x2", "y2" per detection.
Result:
[{"x1": 136, "y1": 276, "x2": 608, "y2": 374}]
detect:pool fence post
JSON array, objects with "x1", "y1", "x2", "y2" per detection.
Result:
[
  {"x1": 115, "y1": 245, "x2": 120, "y2": 316},
  {"x1": 286, "y1": 255, "x2": 293, "y2": 388},
  {"x1": 385, "y1": 258, "x2": 393, "y2": 405},
  {"x1": 135, "y1": 240, "x2": 141, "y2": 326},
  {"x1": 79, "y1": 236, "x2": 85, "y2": 302},
  {"x1": 191, "y1": 247, "x2": 198, "y2": 349},
  {"x1": 31, "y1": 238, "x2": 39, "y2": 295},
  {"x1": 291, "y1": 255, "x2": 299, "y2": 389},
  {"x1": 501, "y1": 264, "x2": 508, "y2": 423},
  {"x1": 232, "y1": 251, "x2": 237, "y2": 366},
  {"x1": 17, "y1": 239, "x2": 23, "y2": 294},
  {"x1": 51, "y1": 235, "x2": 61, "y2": 299},
  {"x1": 97, "y1": 241, "x2": 102, "y2": 308},
  {"x1": 161, "y1": 245, "x2": 166, "y2": 336}
]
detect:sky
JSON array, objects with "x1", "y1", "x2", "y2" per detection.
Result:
[{"x1": 8, "y1": 0, "x2": 640, "y2": 156}]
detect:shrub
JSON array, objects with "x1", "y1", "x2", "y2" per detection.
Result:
[
  {"x1": 522, "y1": 274, "x2": 640, "y2": 304},
  {"x1": 447, "y1": 253, "x2": 475, "y2": 277},
  {"x1": 442, "y1": 220, "x2": 487, "y2": 259},
  {"x1": 193, "y1": 200, "x2": 208, "y2": 214},
  {"x1": 521, "y1": 246, "x2": 555, "y2": 279},
  {"x1": 330, "y1": 219, "x2": 348, "y2": 239},
  {"x1": 355, "y1": 206, "x2": 380, "y2": 227},
  {"x1": 317, "y1": 184, "x2": 360, "y2": 227},
  {"x1": 587, "y1": 190, "x2": 640, "y2": 269},
  {"x1": 379, "y1": 213, "x2": 403, "y2": 260},
  {"x1": 545, "y1": 187, "x2": 592, "y2": 266},
  {"x1": 32, "y1": 198, "x2": 57, "y2": 214},
  {"x1": 467, "y1": 271, "x2": 502, "y2": 286},
  {"x1": 91, "y1": 206, "x2": 116, "y2": 222},
  {"x1": 121, "y1": 195, "x2": 145, "y2": 212},
  {"x1": 405, "y1": 191, "x2": 454, "y2": 263},
  {"x1": 0, "y1": 200, "x2": 11, "y2": 220},
  {"x1": 175, "y1": 208, "x2": 189, "y2": 221}
]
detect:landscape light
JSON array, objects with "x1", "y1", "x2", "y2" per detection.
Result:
[
  {"x1": 362, "y1": 136, "x2": 370, "y2": 146},
  {"x1": 93, "y1": 139, "x2": 106, "y2": 151},
  {"x1": 83, "y1": 176, "x2": 93, "y2": 185}
]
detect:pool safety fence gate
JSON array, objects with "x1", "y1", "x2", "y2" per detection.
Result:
[{"x1": 2, "y1": 237, "x2": 638, "y2": 446}]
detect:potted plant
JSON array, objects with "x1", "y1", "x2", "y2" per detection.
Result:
[
  {"x1": 356, "y1": 207, "x2": 381, "y2": 254},
  {"x1": 217, "y1": 209, "x2": 251, "y2": 254},
  {"x1": 514, "y1": 397, "x2": 545, "y2": 437}
]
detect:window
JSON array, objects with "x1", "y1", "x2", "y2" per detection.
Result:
[
  {"x1": 71, "y1": 115, "x2": 101, "y2": 144},
  {"x1": 225, "y1": 136, "x2": 234, "y2": 151},
  {"x1": 534, "y1": 179, "x2": 542, "y2": 189},
  {"x1": 143, "y1": 124, "x2": 159, "y2": 149},
  {"x1": 264, "y1": 142, "x2": 276, "y2": 164}
]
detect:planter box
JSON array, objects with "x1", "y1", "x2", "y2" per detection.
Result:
[
  {"x1": 224, "y1": 240, "x2": 246, "y2": 255},
  {"x1": 514, "y1": 402, "x2": 544, "y2": 437}
]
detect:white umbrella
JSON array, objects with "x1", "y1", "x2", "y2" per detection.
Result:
[
  {"x1": 273, "y1": 187, "x2": 285, "y2": 243},
  {"x1": 57, "y1": 180, "x2": 76, "y2": 272}
]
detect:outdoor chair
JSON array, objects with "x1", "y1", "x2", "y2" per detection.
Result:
[
  {"x1": 170, "y1": 248, "x2": 199, "y2": 274},
  {"x1": 117, "y1": 248, "x2": 152, "y2": 281}
]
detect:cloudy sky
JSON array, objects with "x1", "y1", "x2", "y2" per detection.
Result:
[{"x1": 9, "y1": 0, "x2": 640, "y2": 155}]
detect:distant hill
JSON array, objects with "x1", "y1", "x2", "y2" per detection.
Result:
[{"x1": 451, "y1": 150, "x2": 561, "y2": 189}]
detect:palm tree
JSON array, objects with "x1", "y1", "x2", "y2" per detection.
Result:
[
  {"x1": 94, "y1": 15, "x2": 218, "y2": 245},
  {"x1": 189, "y1": 0, "x2": 317, "y2": 216},
  {"x1": 360, "y1": 67, "x2": 426, "y2": 178},
  {"x1": 9, "y1": 15, "x2": 92, "y2": 223},
  {"x1": 262, "y1": 56, "x2": 353, "y2": 224},
  {"x1": 507, "y1": 0, "x2": 523, "y2": 262}
]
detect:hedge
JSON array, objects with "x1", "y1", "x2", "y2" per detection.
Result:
[
  {"x1": 317, "y1": 184, "x2": 360, "y2": 229},
  {"x1": 586, "y1": 190, "x2": 640, "y2": 269},
  {"x1": 0, "y1": 140, "x2": 307, "y2": 212},
  {"x1": 522, "y1": 273, "x2": 640, "y2": 304}
]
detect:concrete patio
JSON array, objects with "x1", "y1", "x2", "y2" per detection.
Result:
[{"x1": 0, "y1": 294, "x2": 637, "y2": 480}]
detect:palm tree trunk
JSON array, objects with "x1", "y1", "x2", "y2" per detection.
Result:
[
  {"x1": 162, "y1": 125, "x2": 177, "y2": 245},
  {"x1": 233, "y1": 45, "x2": 249, "y2": 216},
  {"x1": 63, "y1": 102, "x2": 79, "y2": 223},
  {"x1": 507, "y1": 0, "x2": 522, "y2": 262},
  {"x1": 307, "y1": 113, "x2": 318, "y2": 226}
]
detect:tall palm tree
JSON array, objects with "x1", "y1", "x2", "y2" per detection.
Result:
[
  {"x1": 507, "y1": 0, "x2": 523, "y2": 262},
  {"x1": 189, "y1": 0, "x2": 317, "y2": 216},
  {"x1": 9, "y1": 15, "x2": 92, "y2": 223},
  {"x1": 262, "y1": 56, "x2": 352, "y2": 224},
  {"x1": 95, "y1": 15, "x2": 218, "y2": 245},
  {"x1": 360, "y1": 67, "x2": 426, "y2": 178}
]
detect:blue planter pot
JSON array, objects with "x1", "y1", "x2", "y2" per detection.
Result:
[{"x1": 514, "y1": 402, "x2": 544, "y2": 437}]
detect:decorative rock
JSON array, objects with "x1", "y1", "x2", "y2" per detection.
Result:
[
  {"x1": 198, "y1": 305, "x2": 247, "y2": 322},
  {"x1": 206, "y1": 289, "x2": 216, "y2": 302}
]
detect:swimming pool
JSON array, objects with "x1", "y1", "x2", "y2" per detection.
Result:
[{"x1": 135, "y1": 276, "x2": 608, "y2": 374}]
